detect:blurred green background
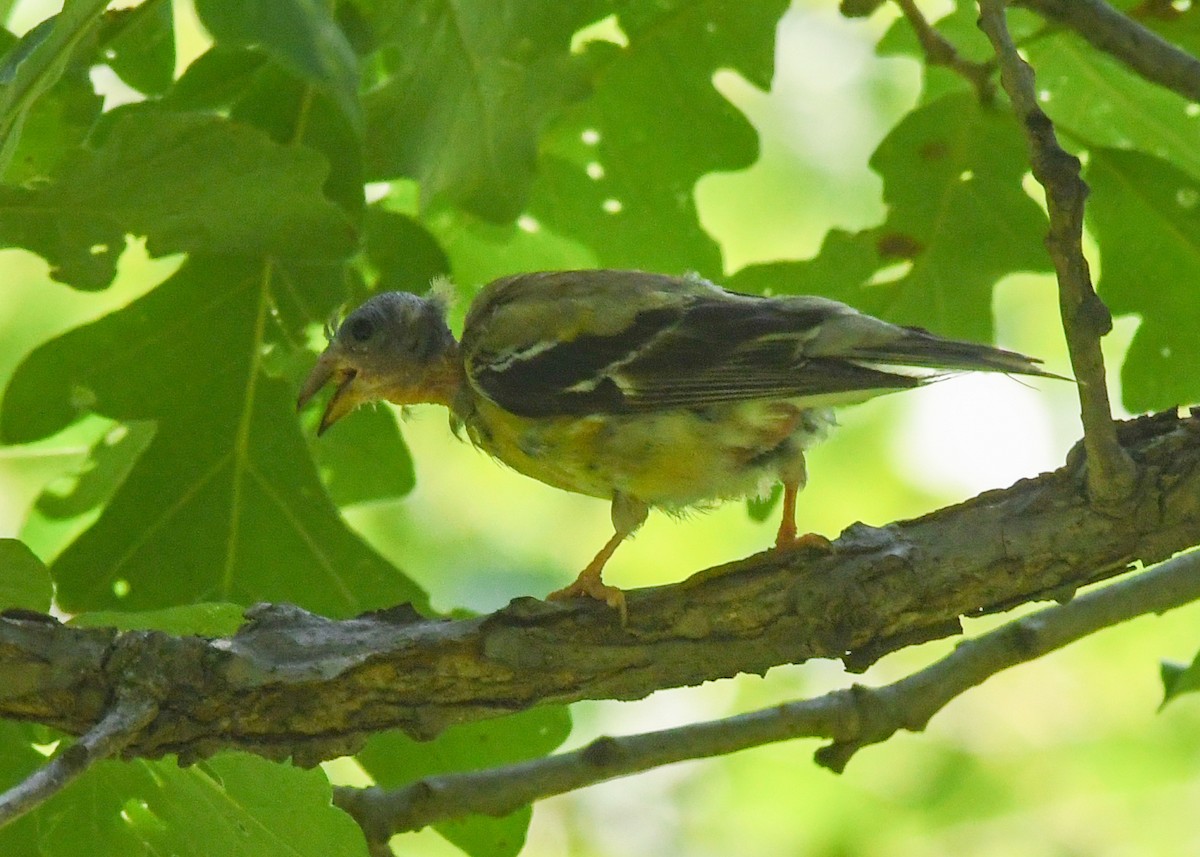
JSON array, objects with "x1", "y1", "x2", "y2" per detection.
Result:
[{"x1": 1, "y1": 1, "x2": 1199, "y2": 855}]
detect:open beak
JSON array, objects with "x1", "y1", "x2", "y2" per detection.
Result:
[{"x1": 297, "y1": 349, "x2": 362, "y2": 435}]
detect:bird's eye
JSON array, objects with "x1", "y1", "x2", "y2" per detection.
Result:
[{"x1": 346, "y1": 317, "x2": 374, "y2": 343}]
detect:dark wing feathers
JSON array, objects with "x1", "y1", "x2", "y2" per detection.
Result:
[{"x1": 469, "y1": 287, "x2": 1055, "y2": 418}]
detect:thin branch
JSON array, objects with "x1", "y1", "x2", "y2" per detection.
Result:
[
  {"x1": 0, "y1": 694, "x2": 157, "y2": 828},
  {"x1": 978, "y1": 0, "x2": 1137, "y2": 509},
  {"x1": 892, "y1": 0, "x2": 995, "y2": 100},
  {"x1": 332, "y1": 548, "x2": 1200, "y2": 843},
  {"x1": 1016, "y1": 0, "x2": 1200, "y2": 103}
]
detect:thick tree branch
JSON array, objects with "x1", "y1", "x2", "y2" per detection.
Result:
[
  {"x1": 0, "y1": 412, "x2": 1197, "y2": 770},
  {"x1": 332, "y1": 547, "x2": 1200, "y2": 842},
  {"x1": 0, "y1": 693, "x2": 157, "y2": 828},
  {"x1": 979, "y1": 0, "x2": 1137, "y2": 509},
  {"x1": 1017, "y1": 0, "x2": 1200, "y2": 104}
]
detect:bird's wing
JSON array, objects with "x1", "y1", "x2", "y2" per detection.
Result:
[{"x1": 463, "y1": 271, "x2": 1056, "y2": 418}]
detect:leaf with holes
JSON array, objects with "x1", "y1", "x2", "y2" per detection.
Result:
[
  {"x1": 730, "y1": 94, "x2": 1048, "y2": 341},
  {"x1": 1025, "y1": 30, "x2": 1200, "y2": 183},
  {"x1": 0, "y1": 749, "x2": 367, "y2": 857},
  {"x1": 1, "y1": 257, "x2": 424, "y2": 616},
  {"x1": 529, "y1": 0, "x2": 788, "y2": 277},
  {"x1": 1088, "y1": 148, "x2": 1200, "y2": 412}
]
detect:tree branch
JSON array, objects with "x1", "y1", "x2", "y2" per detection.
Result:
[
  {"x1": 0, "y1": 693, "x2": 157, "y2": 828},
  {"x1": 892, "y1": 0, "x2": 995, "y2": 100},
  {"x1": 0, "y1": 412, "x2": 1197, "y2": 769},
  {"x1": 1016, "y1": 0, "x2": 1200, "y2": 104},
  {"x1": 978, "y1": 0, "x2": 1137, "y2": 509},
  {"x1": 332, "y1": 547, "x2": 1200, "y2": 843}
]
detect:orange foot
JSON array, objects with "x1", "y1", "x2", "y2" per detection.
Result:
[
  {"x1": 547, "y1": 574, "x2": 628, "y2": 625},
  {"x1": 774, "y1": 531, "x2": 834, "y2": 554}
]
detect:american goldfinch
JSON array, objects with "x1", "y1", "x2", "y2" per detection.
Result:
[{"x1": 298, "y1": 270, "x2": 1060, "y2": 621}]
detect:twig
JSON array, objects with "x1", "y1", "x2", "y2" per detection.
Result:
[
  {"x1": 978, "y1": 0, "x2": 1137, "y2": 509},
  {"x1": 0, "y1": 693, "x2": 157, "y2": 828},
  {"x1": 1016, "y1": 0, "x2": 1200, "y2": 103},
  {"x1": 332, "y1": 548, "x2": 1200, "y2": 843},
  {"x1": 893, "y1": 0, "x2": 995, "y2": 100}
]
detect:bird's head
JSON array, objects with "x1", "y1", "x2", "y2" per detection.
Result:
[{"x1": 297, "y1": 291, "x2": 460, "y2": 434}]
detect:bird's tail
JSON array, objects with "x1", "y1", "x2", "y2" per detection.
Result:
[{"x1": 849, "y1": 327, "x2": 1071, "y2": 381}]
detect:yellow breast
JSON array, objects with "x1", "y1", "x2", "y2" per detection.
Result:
[{"x1": 458, "y1": 396, "x2": 834, "y2": 509}]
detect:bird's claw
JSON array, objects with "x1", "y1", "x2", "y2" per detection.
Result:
[
  {"x1": 774, "y1": 531, "x2": 833, "y2": 554},
  {"x1": 547, "y1": 576, "x2": 628, "y2": 625}
]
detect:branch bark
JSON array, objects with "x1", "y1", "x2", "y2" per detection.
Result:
[
  {"x1": 979, "y1": 0, "x2": 1137, "y2": 509},
  {"x1": 0, "y1": 411, "x2": 1197, "y2": 771},
  {"x1": 331, "y1": 548, "x2": 1200, "y2": 842}
]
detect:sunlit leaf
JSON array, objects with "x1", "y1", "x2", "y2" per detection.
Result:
[
  {"x1": 1087, "y1": 148, "x2": 1200, "y2": 412},
  {"x1": 0, "y1": 751, "x2": 367, "y2": 857},
  {"x1": 70, "y1": 602, "x2": 246, "y2": 637},
  {"x1": 530, "y1": 0, "x2": 789, "y2": 276},
  {"x1": 1027, "y1": 32, "x2": 1200, "y2": 182}
]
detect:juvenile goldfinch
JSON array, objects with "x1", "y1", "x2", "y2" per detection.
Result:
[{"x1": 298, "y1": 270, "x2": 1061, "y2": 621}]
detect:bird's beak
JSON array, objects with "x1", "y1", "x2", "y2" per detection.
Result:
[{"x1": 297, "y1": 349, "x2": 362, "y2": 435}]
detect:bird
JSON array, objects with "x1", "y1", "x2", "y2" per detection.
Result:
[{"x1": 298, "y1": 270, "x2": 1062, "y2": 622}]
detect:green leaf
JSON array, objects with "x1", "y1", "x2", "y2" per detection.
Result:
[
  {"x1": 306, "y1": 405, "x2": 415, "y2": 507},
  {"x1": 0, "y1": 722, "x2": 50, "y2": 855},
  {"x1": 530, "y1": 0, "x2": 788, "y2": 276},
  {"x1": 0, "y1": 24, "x2": 101, "y2": 185},
  {"x1": 1026, "y1": 31, "x2": 1200, "y2": 183},
  {"x1": 746, "y1": 484, "x2": 782, "y2": 524},
  {"x1": 728, "y1": 228, "x2": 882, "y2": 300},
  {"x1": 229, "y1": 64, "x2": 364, "y2": 216},
  {"x1": 362, "y1": 208, "x2": 450, "y2": 294},
  {"x1": 1160, "y1": 653, "x2": 1200, "y2": 709},
  {"x1": 165, "y1": 46, "x2": 269, "y2": 111},
  {"x1": 734, "y1": 95, "x2": 1049, "y2": 341},
  {"x1": 0, "y1": 0, "x2": 108, "y2": 177},
  {"x1": 70, "y1": 602, "x2": 246, "y2": 637},
  {"x1": 362, "y1": 0, "x2": 605, "y2": 221},
  {"x1": 0, "y1": 751, "x2": 368, "y2": 857},
  {"x1": 101, "y1": 1, "x2": 176, "y2": 96},
  {"x1": 1087, "y1": 148, "x2": 1200, "y2": 412},
  {"x1": 0, "y1": 107, "x2": 356, "y2": 290},
  {"x1": 1, "y1": 257, "x2": 426, "y2": 617},
  {"x1": 860, "y1": 92, "x2": 1050, "y2": 338},
  {"x1": 0, "y1": 538, "x2": 52, "y2": 611},
  {"x1": 194, "y1": 0, "x2": 363, "y2": 133},
  {"x1": 357, "y1": 706, "x2": 572, "y2": 857}
]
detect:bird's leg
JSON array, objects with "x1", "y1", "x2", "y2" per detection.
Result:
[
  {"x1": 774, "y1": 479, "x2": 800, "y2": 549},
  {"x1": 772, "y1": 458, "x2": 831, "y2": 553},
  {"x1": 546, "y1": 492, "x2": 648, "y2": 624}
]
